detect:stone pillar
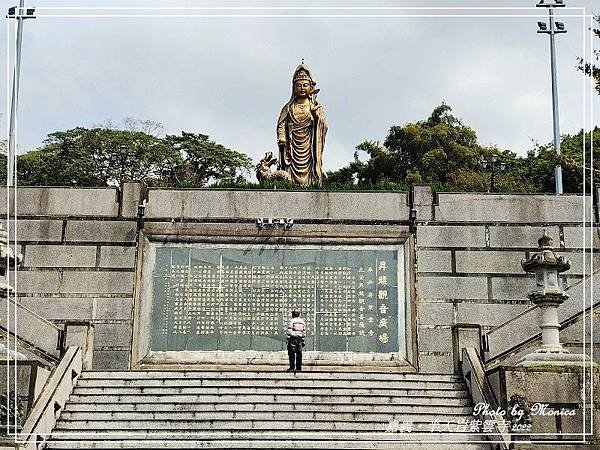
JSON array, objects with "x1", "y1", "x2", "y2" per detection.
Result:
[
  {"x1": 411, "y1": 184, "x2": 433, "y2": 222},
  {"x1": 120, "y1": 180, "x2": 144, "y2": 219},
  {"x1": 452, "y1": 324, "x2": 482, "y2": 373}
]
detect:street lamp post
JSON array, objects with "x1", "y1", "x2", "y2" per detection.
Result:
[
  {"x1": 536, "y1": 0, "x2": 567, "y2": 194},
  {"x1": 481, "y1": 155, "x2": 505, "y2": 193},
  {"x1": 7, "y1": 2, "x2": 35, "y2": 183},
  {"x1": 5, "y1": 3, "x2": 34, "y2": 429}
]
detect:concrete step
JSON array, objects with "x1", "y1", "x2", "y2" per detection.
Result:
[
  {"x1": 58, "y1": 409, "x2": 475, "y2": 421},
  {"x1": 50, "y1": 432, "x2": 484, "y2": 443},
  {"x1": 63, "y1": 401, "x2": 472, "y2": 413},
  {"x1": 68, "y1": 391, "x2": 469, "y2": 404},
  {"x1": 50, "y1": 370, "x2": 486, "y2": 449},
  {"x1": 47, "y1": 430, "x2": 486, "y2": 441},
  {"x1": 76, "y1": 378, "x2": 465, "y2": 389},
  {"x1": 71, "y1": 386, "x2": 469, "y2": 396},
  {"x1": 54, "y1": 417, "x2": 475, "y2": 431},
  {"x1": 46, "y1": 438, "x2": 491, "y2": 449},
  {"x1": 81, "y1": 371, "x2": 462, "y2": 382}
]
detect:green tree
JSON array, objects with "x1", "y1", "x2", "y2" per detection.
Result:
[
  {"x1": 17, "y1": 127, "x2": 178, "y2": 187},
  {"x1": 15, "y1": 122, "x2": 252, "y2": 188},
  {"x1": 578, "y1": 16, "x2": 600, "y2": 94},
  {"x1": 384, "y1": 103, "x2": 482, "y2": 184},
  {"x1": 0, "y1": 141, "x2": 6, "y2": 183},
  {"x1": 327, "y1": 104, "x2": 591, "y2": 193},
  {"x1": 164, "y1": 132, "x2": 252, "y2": 187},
  {"x1": 528, "y1": 127, "x2": 600, "y2": 193},
  {"x1": 329, "y1": 104, "x2": 518, "y2": 192}
]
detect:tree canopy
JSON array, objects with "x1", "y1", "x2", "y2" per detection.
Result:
[
  {"x1": 578, "y1": 16, "x2": 600, "y2": 95},
  {"x1": 326, "y1": 104, "x2": 598, "y2": 194},
  {"x1": 164, "y1": 132, "x2": 252, "y2": 187},
  {"x1": 12, "y1": 120, "x2": 252, "y2": 188},
  {"x1": 6, "y1": 105, "x2": 597, "y2": 194}
]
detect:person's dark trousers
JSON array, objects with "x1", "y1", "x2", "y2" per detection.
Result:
[{"x1": 287, "y1": 337, "x2": 303, "y2": 370}]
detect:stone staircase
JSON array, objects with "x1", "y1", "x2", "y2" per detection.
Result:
[{"x1": 46, "y1": 370, "x2": 491, "y2": 449}]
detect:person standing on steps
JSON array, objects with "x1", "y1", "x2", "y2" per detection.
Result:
[{"x1": 286, "y1": 310, "x2": 306, "y2": 372}]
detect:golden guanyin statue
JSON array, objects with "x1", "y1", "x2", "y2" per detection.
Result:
[{"x1": 276, "y1": 63, "x2": 327, "y2": 186}]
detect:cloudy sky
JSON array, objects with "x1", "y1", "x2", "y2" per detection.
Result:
[{"x1": 2, "y1": 0, "x2": 599, "y2": 175}]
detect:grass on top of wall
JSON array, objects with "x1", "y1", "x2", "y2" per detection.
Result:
[{"x1": 210, "y1": 178, "x2": 416, "y2": 192}]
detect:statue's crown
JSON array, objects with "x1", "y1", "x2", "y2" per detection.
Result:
[{"x1": 293, "y1": 66, "x2": 313, "y2": 83}]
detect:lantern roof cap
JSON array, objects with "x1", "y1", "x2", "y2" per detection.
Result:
[
  {"x1": 538, "y1": 230, "x2": 553, "y2": 249},
  {"x1": 521, "y1": 230, "x2": 571, "y2": 274}
]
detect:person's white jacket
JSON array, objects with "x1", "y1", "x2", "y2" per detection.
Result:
[{"x1": 286, "y1": 317, "x2": 306, "y2": 339}]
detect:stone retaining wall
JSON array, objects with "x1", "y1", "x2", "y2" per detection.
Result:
[
  {"x1": 414, "y1": 188, "x2": 599, "y2": 373},
  {"x1": 3, "y1": 183, "x2": 598, "y2": 371},
  {"x1": 1, "y1": 186, "x2": 137, "y2": 370}
]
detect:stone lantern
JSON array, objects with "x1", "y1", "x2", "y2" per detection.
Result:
[
  {"x1": 0, "y1": 222, "x2": 22, "y2": 295},
  {"x1": 517, "y1": 231, "x2": 592, "y2": 366},
  {"x1": 0, "y1": 222, "x2": 26, "y2": 360}
]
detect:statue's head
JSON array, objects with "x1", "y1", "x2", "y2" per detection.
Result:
[{"x1": 292, "y1": 64, "x2": 316, "y2": 99}]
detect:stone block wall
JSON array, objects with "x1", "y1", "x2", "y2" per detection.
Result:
[
  {"x1": 1, "y1": 186, "x2": 138, "y2": 370},
  {"x1": 2, "y1": 184, "x2": 598, "y2": 372},
  {"x1": 415, "y1": 190, "x2": 599, "y2": 373},
  {"x1": 486, "y1": 367, "x2": 599, "y2": 442}
]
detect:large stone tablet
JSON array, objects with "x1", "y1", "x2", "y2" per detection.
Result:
[{"x1": 150, "y1": 245, "x2": 400, "y2": 354}]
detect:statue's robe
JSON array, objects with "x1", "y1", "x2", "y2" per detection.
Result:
[{"x1": 277, "y1": 99, "x2": 327, "y2": 186}]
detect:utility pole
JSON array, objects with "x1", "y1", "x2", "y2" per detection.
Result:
[
  {"x1": 6, "y1": 3, "x2": 35, "y2": 437},
  {"x1": 7, "y1": 1, "x2": 35, "y2": 184},
  {"x1": 536, "y1": 0, "x2": 567, "y2": 194}
]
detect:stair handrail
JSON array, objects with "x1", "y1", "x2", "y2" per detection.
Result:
[
  {"x1": 16, "y1": 346, "x2": 82, "y2": 450},
  {"x1": 0, "y1": 295, "x2": 64, "y2": 363},
  {"x1": 461, "y1": 347, "x2": 511, "y2": 450},
  {"x1": 482, "y1": 268, "x2": 600, "y2": 369}
]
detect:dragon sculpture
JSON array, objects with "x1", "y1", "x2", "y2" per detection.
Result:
[{"x1": 255, "y1": 151, "x2": 292, "y2": 183}]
